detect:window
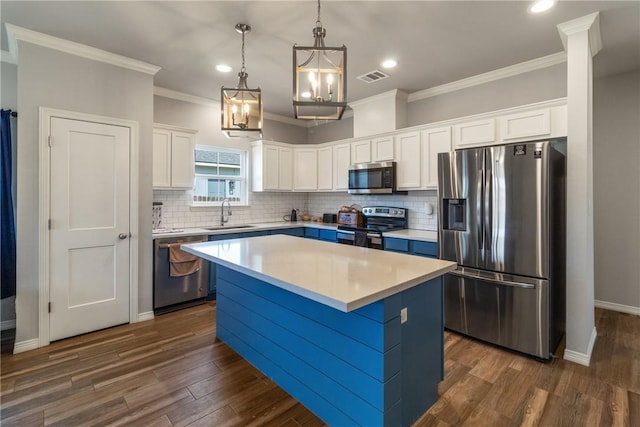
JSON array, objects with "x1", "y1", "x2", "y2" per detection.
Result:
[{"x1": 192, "y1": 146, "x2": 248, "y2": 205}]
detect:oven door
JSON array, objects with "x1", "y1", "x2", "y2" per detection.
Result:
[{"x1": 336, "y1": 229, "x2": 384, "y2": 249}]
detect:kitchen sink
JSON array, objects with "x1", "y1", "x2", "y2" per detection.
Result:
[{"x1": 202, "y1": 225, "x2": 255, "y2": 231}]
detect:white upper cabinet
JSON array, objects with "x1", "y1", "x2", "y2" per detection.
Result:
[
  {"x1": 421, "y1": 126, "x2": 452, "y2": 189},
  {"x1": 351, "y1": 139, "x2": 371, "y2": 164},
  {"x1": 333, "y1": 143, "x2": 351, "y2": 191},
  {"x1": 371, "y1": 136, "x2": 394, "y2": 161},
  {"x1": 394, "y1": 131, "x2": 422, "y2": 190},
  {"x1": 293, "y1": 148, "x2": 318, "y2": 191},
  {"x1": 453, "y1": 118, "x2": 496, "y2": 149},
  {"x1": 317, "y1": 146, "x2": 333, "y2": 191},
  {"x1": 251, "y1": 142, "x2": 293, "y2": 191},
  {"x1": 499, "y1": 108, "x2": 551, "y2": 141},
  {"x1": 153, "y1": 126, "x2": 195, "y2": 189}
]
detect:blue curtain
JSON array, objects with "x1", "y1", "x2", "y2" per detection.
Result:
[{"x1": 1, "y1": 109, "x2": 16, "y2": 299}]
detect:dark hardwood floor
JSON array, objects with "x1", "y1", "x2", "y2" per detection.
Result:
[{"x1": 0, "y1": 303, "x2": 637, "y2": 426}]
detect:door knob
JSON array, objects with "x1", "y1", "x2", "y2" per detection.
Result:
[{"x1": 118, "y1": 233, "x2": 128, "y2": 240}]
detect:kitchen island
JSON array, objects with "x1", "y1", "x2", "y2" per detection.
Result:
[{"x1": 181, "y1": 234, "x2": 456, "y2": 426}]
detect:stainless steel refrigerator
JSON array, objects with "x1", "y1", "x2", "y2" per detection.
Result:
[{"x1": 437, "y1": 139, "x2": 566, "y2": 359}]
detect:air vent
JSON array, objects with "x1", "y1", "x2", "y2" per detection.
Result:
[{"x1": 356, "y1": 69, "x2": 390, "y2": 83}]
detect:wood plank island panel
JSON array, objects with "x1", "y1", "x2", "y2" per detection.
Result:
[
  {"x1": 215, "y1": 265, "x2": 444, "y2": 426},
  {"x1": 1, "y1": 306, "x2": 638, "y2": 426}
]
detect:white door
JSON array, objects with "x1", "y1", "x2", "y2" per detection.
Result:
[{"x1": 49, "y1": 117, "x2": 131, "y2": 341}]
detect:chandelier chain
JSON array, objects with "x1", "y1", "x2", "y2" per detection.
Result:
[
  {"x1": 316, "y1": 0, "x2": 321, "y2": 27},
  {"x1": 240, "y1": 29, "x2": 246, "y2": 73}
]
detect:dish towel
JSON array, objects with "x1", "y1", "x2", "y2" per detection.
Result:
[
  {"x1": 169, "y1": 244, "x2": 202, "y2": 277},
  {"x1": 354, "y1": 230, "x2": 369, "y2": 247}
]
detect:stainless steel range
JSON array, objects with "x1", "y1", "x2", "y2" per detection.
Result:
[{"x1": 336, "y1": 206, "x2": 408, "y2": 249}]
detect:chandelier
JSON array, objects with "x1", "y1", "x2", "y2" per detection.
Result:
[
  {"x1": 293, "y1": 0, "x2": 347, "y2": 120},
  {"x1": 221, "y1": 23, "x2": 263, "y2": 138}
]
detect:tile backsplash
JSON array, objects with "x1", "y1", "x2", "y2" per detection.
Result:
[
  {"x1": 153, "y1": 189, "x2": 438, "y2": 231},
  {"x1": 153, "y1": 190, "x2": 308, "y2": 229},
  {"x1": 307, "y1": 190, "x2": 438, "y2": 231}
]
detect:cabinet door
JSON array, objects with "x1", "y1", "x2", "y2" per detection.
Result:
[
  {"x1": 317, "y1": 147, "x2": 333, "y2": 190},
  {"x1": 263, "y1": 145, "x2": 280, "y2": 190},
  {"x1": 394, "y1": 131, "x2": 421, "y2": 189},
  {"x1": 371, "y1": 136, "x2": 394, "y2": 161},
  {"x1": 152, "y1": 129, "x2": 172, "y2": 188},
  {"x1": 293, "y1": 148, "x2": 318, "y2": 191},
  {"x1": 170, "y1": 131, "x2": 195, "y2": 188},
  {"x1": 421, "y1": 126, "x2": 452, "y2": 189},
  {"x1": 453, "y1": 118, "x2": 496, "y2": 148},
  {"x1": 278, "y1": 147, "x2": 293, "y2": 190},
  {"x1": 333, "y1": 143, "x2": 351, "y2": 191},
  {"x1": 351, "y1": 140, "x2": 371, "y2": 164}
]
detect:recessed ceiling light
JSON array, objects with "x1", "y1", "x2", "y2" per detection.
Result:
[
  {"x1": 381, "y1": 59, "x2": 398, "y2": 69},
  {"x1": 528, "y1": 0, "x2": 555, "y2": 14},
  {"x1": 216, "y1": 64, "x2": 232, "y2": 72}
]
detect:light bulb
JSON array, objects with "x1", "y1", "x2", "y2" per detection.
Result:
[{"x1": 243, "y1": 103, "x2": 250, "y2": 113}]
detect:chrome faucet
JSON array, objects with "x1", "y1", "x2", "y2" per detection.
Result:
[{"x1": 220, "y1": 198, "x2": 232, "y2": 226}]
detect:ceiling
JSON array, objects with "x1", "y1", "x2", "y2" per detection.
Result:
[{"x1": 2, "y1": 1, "x2": 639, "y2": 120}]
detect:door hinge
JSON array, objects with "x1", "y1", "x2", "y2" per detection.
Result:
[
  {"x1": 48, "y1": 219, "x2": 51, "y2": 230},
  {"x1": 48, "y1": 302, "x2": 52, "y2": 313},
  {"x1": 48, "y1": 135, "x2": 52, "y2": 147}
]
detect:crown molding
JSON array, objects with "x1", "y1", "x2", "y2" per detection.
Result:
[
  {"x1": 0, "y1": 49, "x2": 17, "y2": 65},
  {"x1": 5, "y1": 23, "x2": 161, "y2": 75},
  {"x1": 408, "y1": 52, "x2": 567, "y2": 103},
  {"x1": 349, "y1": 89, "x2": 408, "y2": 108},
  {"x1": 557, "y1": 12, "x2": 602, "y2": 57},
  {"x1": 154, "y1": 86, "x2": 217, "y2": 107}
]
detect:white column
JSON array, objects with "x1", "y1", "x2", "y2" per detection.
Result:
[{"x1": 557, "y1": 13, "x2": 602, "y2": 366}]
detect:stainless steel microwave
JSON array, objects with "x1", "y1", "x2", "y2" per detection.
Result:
[{"x1": 348, "y1": 161, "x2": 399, "y2": 194}]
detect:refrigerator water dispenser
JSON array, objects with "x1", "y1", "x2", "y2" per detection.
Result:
[{"x1": 443, "y1": 199, "x2": 466, "y2": 231}]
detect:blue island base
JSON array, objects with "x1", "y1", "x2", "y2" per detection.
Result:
[{"x1": 215, "y1": 266, "x2": 444, "y2": 426}]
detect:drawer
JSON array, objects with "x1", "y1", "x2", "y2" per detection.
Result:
[
  {"x1": 304, "y1": 228, "x2": 320, "y2": 239},
  {"x1": 318, "y1": 229, "x2": 337, "y2": 242},
  {"x1": 411, "y1": 241, "x2": 438, "y2": 258},
  {"x1": 384, "y1": 238, "x2": 409, "y2": 253}
]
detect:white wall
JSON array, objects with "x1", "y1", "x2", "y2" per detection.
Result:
[
  {"x1": 593, "y1": 70, "x2": 640, "y2": 312},
  {"x1": 14, "y1": 42, "x2": 154, "y2": 344}
]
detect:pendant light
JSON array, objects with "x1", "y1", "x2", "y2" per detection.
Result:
[
  {"x1": 221, "y1": 23, "x2": 263, "y2": 138},
  {"x1": 293, "y1": 0, "x2": 347, "y2": 120}
]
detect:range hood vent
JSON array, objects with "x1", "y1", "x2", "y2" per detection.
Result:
[{"x1": 356, "y1": 69, "x2": 389, "y2": 84}]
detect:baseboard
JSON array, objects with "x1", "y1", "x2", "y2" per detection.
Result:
[
  {"x1": 595, "y1": 300, "x2": 640, "y2": 316},
  {"x1": 1, "y1": 319, "x2": 16, "y2": 331},
  {"x1": 563, "y1": 326, "x2": 597, "y2": 366},
  {"x1": 13, "y1": 338, "x2": 39, "y2": 354},
  {"x1": 137, "y1": 311, "x2": 155, "y2": 322}
]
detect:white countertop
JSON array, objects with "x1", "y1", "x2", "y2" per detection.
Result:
[
  {"x1": 152, "y1": 222, "x2": 437, "y2": 242},
  {"x1": 181, "y1": 234, "x2": 455, "y2": 312}
]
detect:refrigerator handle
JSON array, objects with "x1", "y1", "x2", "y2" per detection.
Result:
[
  {"x1": 477, "y1": 168, "x2": 484, "y2": 250},
  {"x1": 485, "y1": 167, "x2": 492, "y2": 252}
]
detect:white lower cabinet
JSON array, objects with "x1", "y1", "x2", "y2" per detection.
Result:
[
  {"x1": 153, "y1": 126, "x2": 196, "y2": 189},
  {"x1": 421, "y1": 126, "x2": 452, "y2": 189},
  {"x1": 251, "y1": 142, "x2": 293, "y2": 191},
  {"x1": 394, "y1": 131, "x2": 422, "y2": 190},
  {"x1": 293, "y1": 148, "x2": 318, "y2": 191}
]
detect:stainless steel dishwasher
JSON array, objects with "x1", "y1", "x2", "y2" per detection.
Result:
[{"x1": 153, "y1": 235, "x2": 209, "y2": 314}]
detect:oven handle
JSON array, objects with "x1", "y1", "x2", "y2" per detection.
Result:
[{"x1": 157, "y1": 239, "x2": 207, "y2": 249}]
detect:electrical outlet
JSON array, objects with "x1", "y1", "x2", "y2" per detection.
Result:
[{"x1": 401, "y1": 307, "x2": 408, "y2": 324}]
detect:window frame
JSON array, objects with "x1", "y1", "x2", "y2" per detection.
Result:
[{"x1": 191, "y1": 145, "x2": 249, "y2": 207}]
